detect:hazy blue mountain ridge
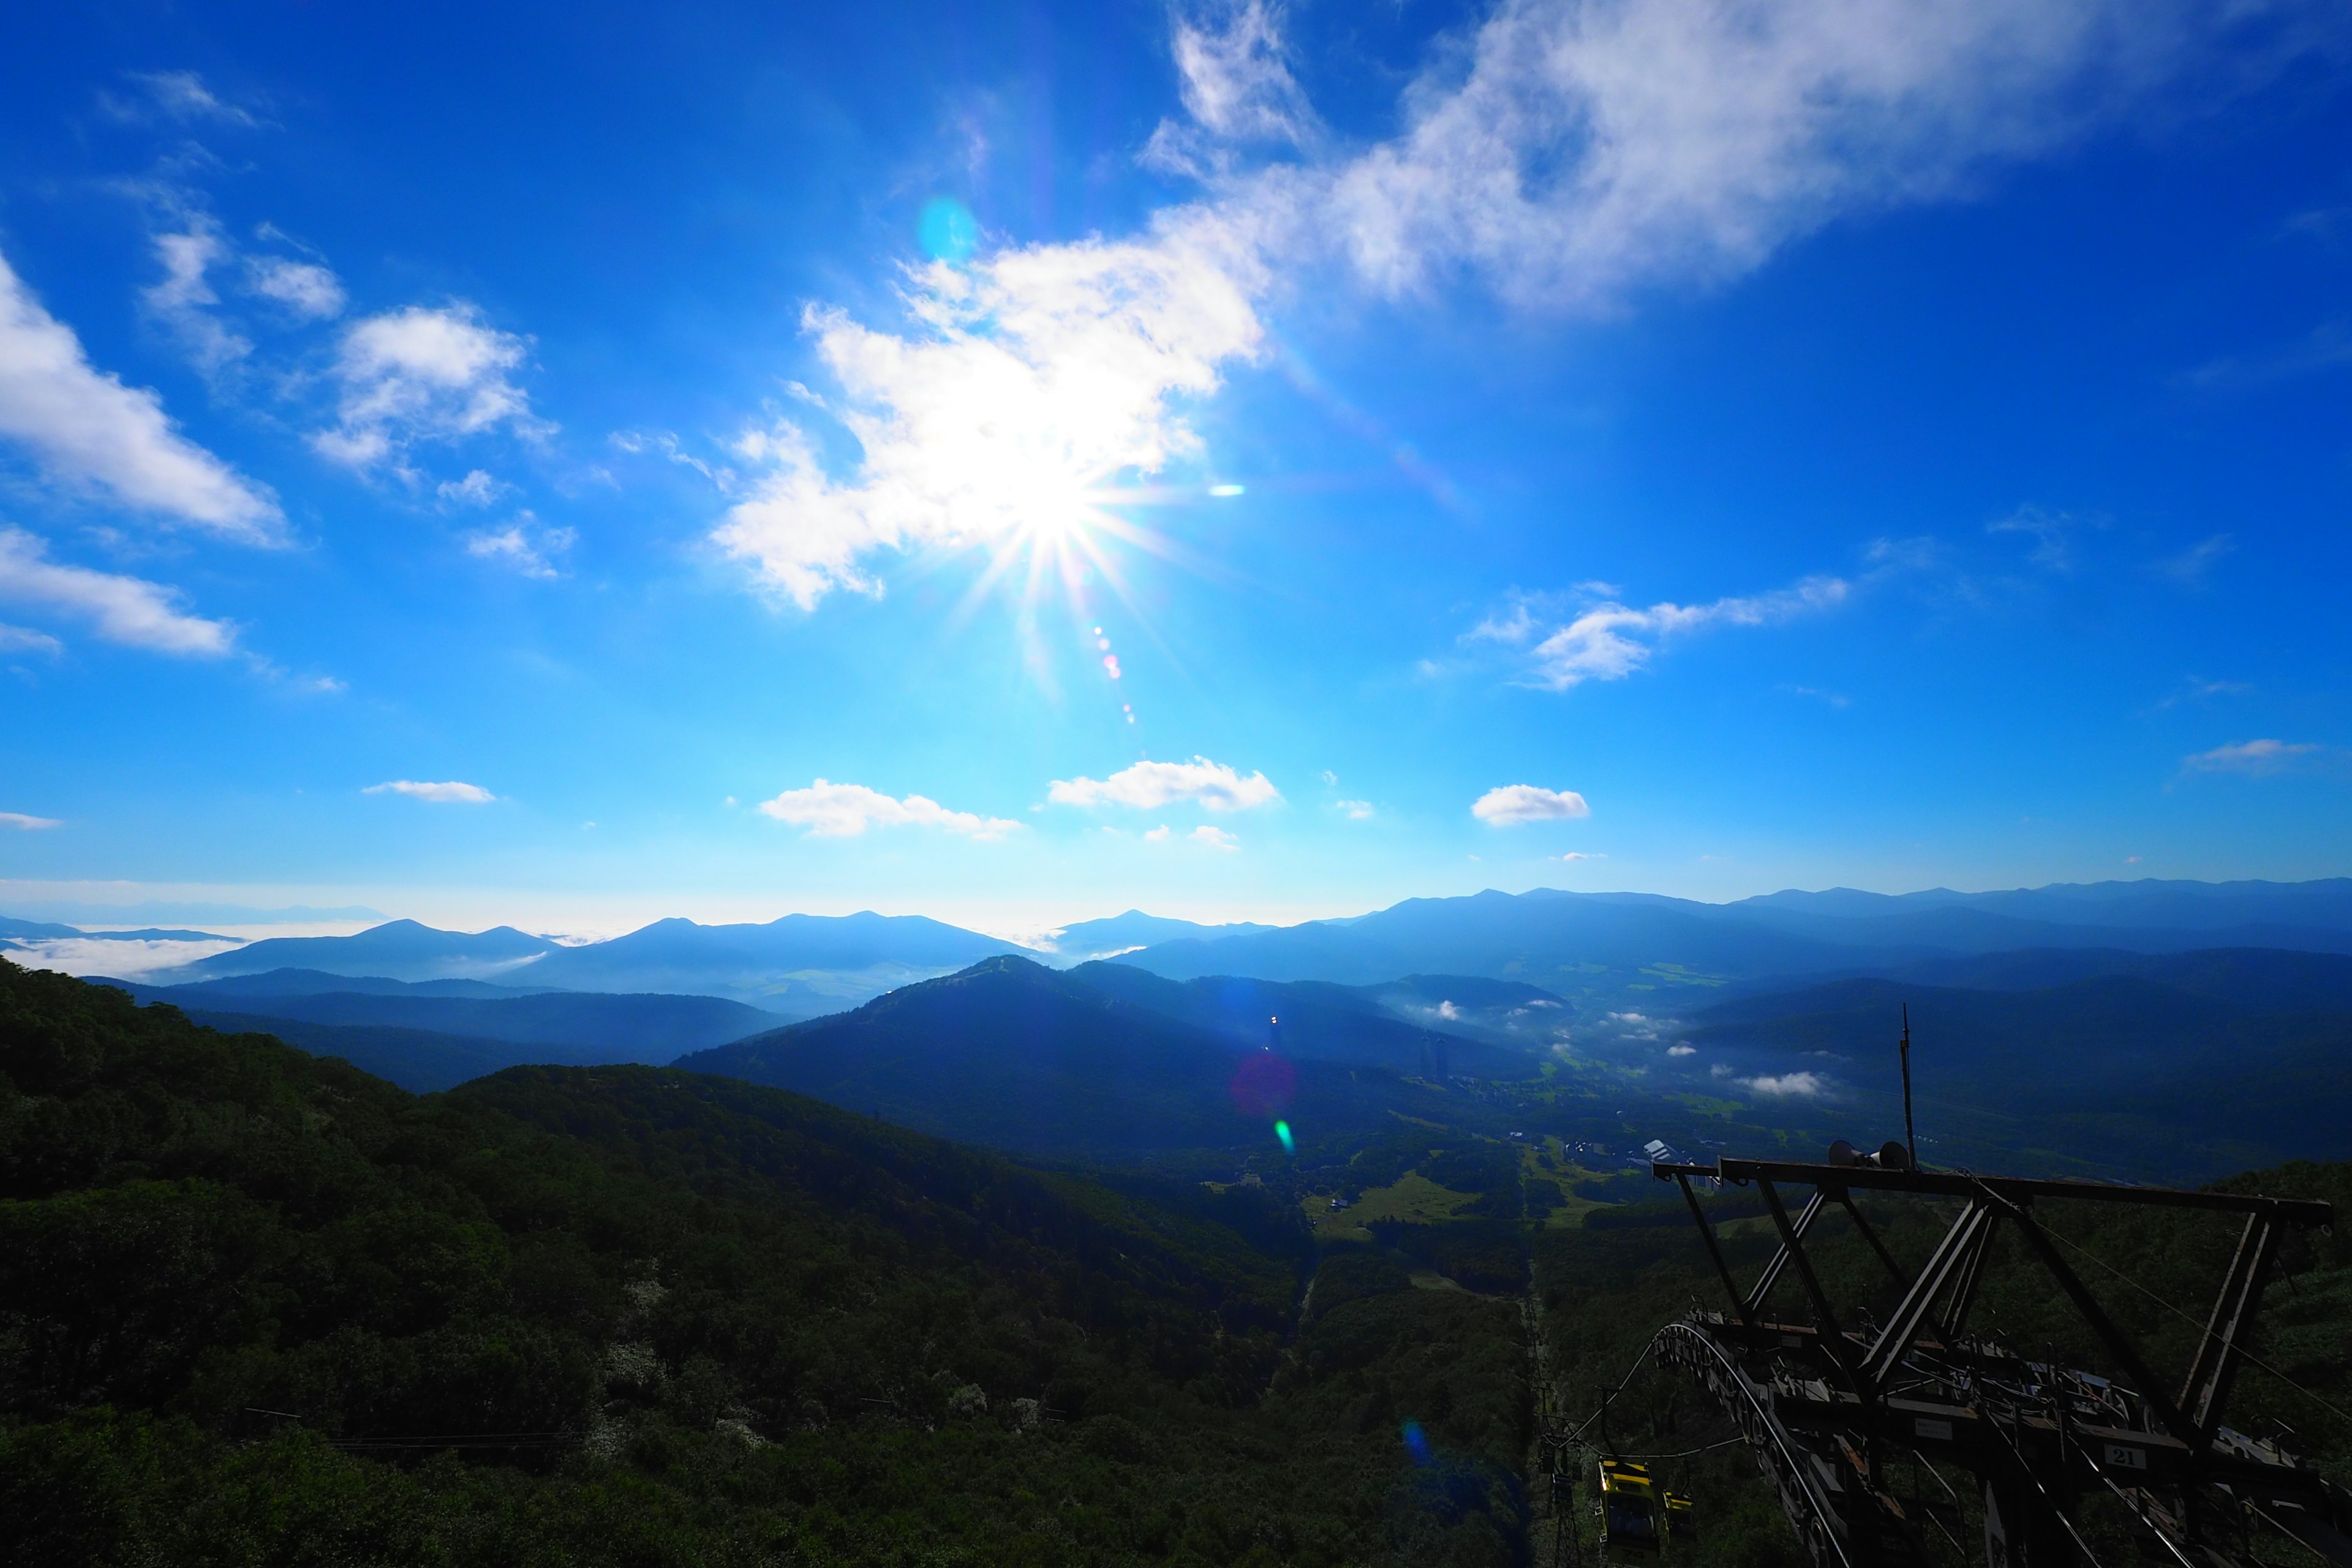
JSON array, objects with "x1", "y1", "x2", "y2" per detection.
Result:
[
  {"x1": 100, "y1": 976, "x2": 787, "y2": 1058},
  {"x1": 154, "y1": 918, "x2": 559, "y2": 982},
  {"x1": 1064, "y1": 961, "x2": 1540, "y2": 1078},
  {"x1": 674, "y1": 955, "x2": 1501, "y2": 1160}
]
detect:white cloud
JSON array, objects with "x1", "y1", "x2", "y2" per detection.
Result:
[
  {"x1": 1144, "y1": 0, "x2": 1319, "y2": 173},
  {"x1": 1667, "y1": 1044, "x2": 1696, "y2": 1057},
  {"x1": 364, "y1": 780, "x2": 497, "y2": 804},
  {"x1": 1191, "y1": 823, "x2": 1240, "y2": 850},
  {"x1": 1557, "y1": 850, "x2": 1607, "y2": 861},
  {"x1": 1472, "y1": 784, "x2": 1590, "y2": 826},
  {"x1": 1988, "y1": 503, "x2": 2101, "y2": 571},
  {"x1": 114, "y1": 70, "x2": 261, "y2": 127},
  {"x1": 1049, "y1": 755, "x2": 1280, "y2": 812},
  {"x1": 712, "y1": 0, "x2": 2311, "y2": 611},
  {"x1": 1471, "y1": 575, "x2": 1850, "y2": 690},
  {"x1": 1335, "y1": 798, "x2": 1374, "y2": 820},
  {"x1": 143, "y1": 220, "x2": 251, "y2": 375},
  {"x1": 757, "y1": 778, "x2": 1020, "y2": 840},
  {"x1": 0, "y1": 249, "x2": 281, "y2": 541},
  {"x1": 711, "y1": 210, "x2": 1266, "y2": 608},
  {"x1": 315, "y1": 305, "x2": 546, "y2": 471},
  {"x1": 1320, "y1": 0, "x2": 2291, "y2": 309},
  {"x1": 0, "y1": 529, "x2": 235, "y2": 657},
  {"x1": 2181, "y1": 739, "x2": 2330, "y2": 776},
  {"x1": 464, "y1": 514, "x2": 575, "y2": 579},
  {"x1": 246, "y1": 256, "x2": 346, "y2": 320},
  {"x1": 1740, "y1": 1071, "x2": 1830, "y2": 1098},
  {"x1": 2154, "y1": 532, "x2": 2234, "y2": 585},
  {"x1": 1144, "y1": 824, "x2": 1174, "y2": 842},
  {"x1": 438, "y1": 470, "x2": 509, "y2": 508},
  {"x1": 0, "y1": 811, "x2": 61, "y2": 830},
  {"x1": 0, "y1": 622, "x2": 64, "y2": 655}
]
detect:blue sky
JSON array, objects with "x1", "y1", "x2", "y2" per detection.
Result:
[{"x1": 1, "y1": 0, "x2": 2348, "y2": 938}]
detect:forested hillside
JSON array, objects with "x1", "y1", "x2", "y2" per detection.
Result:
[{"x1": 0, "y1": 959, "x2": 1529, "y2": 1566}]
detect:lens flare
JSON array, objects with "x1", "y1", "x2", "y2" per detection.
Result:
[
  {"x1": 1401, "y1": 1420, "x2": 1433, "y2": 1466},
  {"x1": 918, "y1": 198, "x2": 978, "y2": 263},
  {"x1": 1274, "y1": 1120, "x2": 1295, "y2": 1156}
]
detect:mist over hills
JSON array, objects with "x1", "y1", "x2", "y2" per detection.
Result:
[
  {"x1": 675, "y1": 956, "x2": 1507, "y2": 1162},
  {"x1": 1040, "y1": 910, "x2": 1278, "y2": 962},
  {"x1": 96, "y1": 971, "x2": 788, "y2": 1092}
]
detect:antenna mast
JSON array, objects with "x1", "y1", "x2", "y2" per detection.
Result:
[{"x1": 1899, "y1": 1005, "x2": 1917, "y2": 1171}]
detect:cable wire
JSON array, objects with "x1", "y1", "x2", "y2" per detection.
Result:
[{"x1": 1980, "y1": 1183, "x2": 2352, "y2": 1430}]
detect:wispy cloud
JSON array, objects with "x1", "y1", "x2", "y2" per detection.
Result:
[
  {"x1": 2178, "y1": 317, "x2": 2352, "y2": 390},
  {"x1": 758, "y1": 779, "x2": 1020, "y2": 839},
  {"x1": 1472, "y1": 784, "x2": 1590, "y2": 826},
  {"x1": 2155, "y1": 676, "x2": 2251, "y2": 709},
  {"x1": 438, "y1": 470, "x2": 510, "y2": 508},
  {"x1": 1316, "y1": 0, "x2": 2282, "y2": 309},
  {"x1": 1335, "y1": 798, "x2": 1374, "y2": 820},
  {"x1": 1049, "y1": 755, "x2": 1280, "y2": 812},
  {"x1": 2180, "y1": 739, "x2": 2334, "y2": 777},
  {"x1": 314, "y1": 305, "x2": 547, "y2": 473},
  {"x1": 1191, "y1": 824, "x2": 1240, "y2": 850},
  {"x1": 104, "y1": 70, "x2": 264, "y2": 129},
  {"x1": 1469, "y1": 574, "x2": 1850, "y2": 690},
  {"x1": 0, "y1": 249, "x2": 282, "y2": 541},
  {"x1": 709, "y1": 0, "x2": 2320, "y2": 611},
  {"x1": 0, "y1": 529, "x2": 236, "y2": 657},
  {"x1": 364, "y1": 779, "x2": 498, "y2": 804},
  {"x1": 245, "y1": 255, "x2": 346, "y2": 320},
  {"x1": 1987, "y1": 503, "x2": 2100, "y2": 572},
  {"x1": 0, "y1": 623, "x2": 64, "y2": 656},
  {"x1": 142, "y1": 217, "x2": 251, "y2": 376},
  {"x1": 0, "y1": 811, "x2": 61, "y2": 830},
  {"x1": 464, "y1": 513, "x2": 575, "y2": 579},
  {"x1": 2152, "y1": 532, "x2": 2234, "y2": 586},
  {"x1": 1143, "y1": 0, "x2": 1319, "y2": 173}
]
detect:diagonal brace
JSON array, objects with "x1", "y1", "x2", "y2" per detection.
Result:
[
  {"x1": 1863, "y1": 1199, "x2": 1990, "y2": 1389},
  {"x1": 1984, "y1": 1189, "x2": 2199, "y2": 1449},
  {"x1": 1758, "y1": 1180, "x2": 1860, "y2": 1390},
  {"x1": 1678, "y1": 1172, "x2": 1755, "y2": 1328},
  {"x1": 2180, "y1": 1213, "x2": 2280, "y2": 1441},
  {"x1": 1746, "y1": 1188, "x2": 1829, "y2": 1318}
]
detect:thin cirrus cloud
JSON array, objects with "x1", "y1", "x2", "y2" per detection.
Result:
[
  {"x1": 0, "y1": 249, "x2": 281, "y2": 543},
  {"x1": 1468, "y1": 575, "x2": 1852, "y2": 690},
  {"x1": 314, "y1": 304, "x2": 546, "y2": 472},
  {"x1": 2180, "y1": 739, "x2": 2331, "y2": 777},
  {"x1": 758, "y1": 779, "x2": 1020, "y2": 840},
  {"x1": 364, "y1": 780, "x2": 498, "y2": 804},
  {"x1": 0, "y1": 622, "x2": 65, "y2": 655},
  {"x1": 0, "y1": 529, "x2": 236, "y2": 657},
  {"x1": 464, "y1": 515, "x2": 575, "y2": 579},
  {"x1": 105, "y1": 70, "x2": 263, "y2": 128},
  {"x1": 1047, "y1": 756, "x2": 1281, "y2": 812},
  {"x1": 708, "y1": 0, "x2": 2308, "y2": 609},
  {"x1": 0, "y1": 811, "x2": 62, "y2": 830},
  {"x1": 1472, "y1": 784, "x2": 1591, "y2": 826}
]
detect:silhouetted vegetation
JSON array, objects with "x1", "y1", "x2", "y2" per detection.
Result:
[{"x1": 0, "y1": 960, "x2": 1533, "y2": 1565}]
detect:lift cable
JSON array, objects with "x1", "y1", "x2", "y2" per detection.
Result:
[{"x1": 1964, "y1": 1177, "x2": 2352, "y2": 1429}]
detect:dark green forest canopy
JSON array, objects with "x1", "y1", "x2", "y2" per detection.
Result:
[{"x1": 0, "y1": 960, "x2": 1534, "y2": 1567}]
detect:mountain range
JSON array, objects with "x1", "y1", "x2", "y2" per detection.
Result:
[{"x1": 45, "y1": 880, "x2": 2352, "y2": 1022}]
